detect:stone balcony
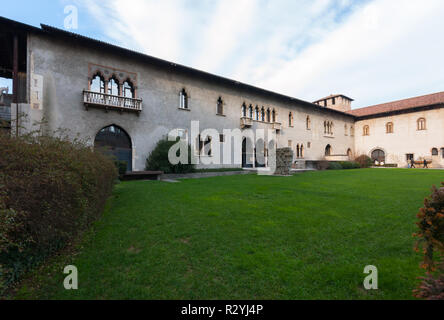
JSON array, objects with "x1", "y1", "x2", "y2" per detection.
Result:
[
  {"x1": 83, "y1": 90, "x2": 143, "y2": 114},
  {"x1": 240, "y1": 116, "x2": 253, "y2": 128},
  {"x1": 272, "y1": 122, "x2": 282, "y2": 132}
]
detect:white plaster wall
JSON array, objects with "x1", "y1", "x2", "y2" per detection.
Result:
[{"x1": 354, "y1": 109, "x2": 444, "y2": 167}]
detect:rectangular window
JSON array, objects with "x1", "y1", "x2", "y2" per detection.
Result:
[
  {"x1": 288, "y1": 140, "x2": 292, "y2": 148},
  {"x1": 406, "y1": 154, "x2": 414, "y2": 161},
  {"x1": 220, "y1": 134, "x2": 225, "y2": 143},
  {"x1": 197, "y1": 135, "x2": 212, "y2": 156},
  {"x1": 307, "y1": 142, "x2": 311, "y2": 148}
]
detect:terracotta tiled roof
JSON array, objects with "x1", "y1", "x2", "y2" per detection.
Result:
[{"x1": 348, "y1": 91, "x2": 444, "y2": 117}]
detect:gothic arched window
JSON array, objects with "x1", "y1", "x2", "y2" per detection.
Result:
[
  {"x1": 108, "y1": 76, "x2": 120, "y2": 96},
  {"x1": 123, "y1": 80, "x2": 134, "y2": 98},
  {"x1": 90, "y1": 74, "x2": 105, "y2": 93}
]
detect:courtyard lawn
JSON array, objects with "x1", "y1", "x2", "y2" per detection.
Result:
[{"x1": 14, "y1": 169, "x2": 444, "y2": 300}]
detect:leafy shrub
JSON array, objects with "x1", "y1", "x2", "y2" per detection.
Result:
[
  {"x1": 115, "y1": 160, "x2": 128, "y2": 177},
  {"x1": 413, "y1": 183, "x2": 444, "y2": 299},
  {"x1": 146, "y1": 138, "x2": 195, "y2": 174},
  {"x1": 355, "y1": 155, "x2": 372, "y2": 168},
  {"x1": 328, "y1": 162, "x2": 343, "y2": 170},
  {"x1": 316, "y1": 161, "x2": 330, "y2": 171},
  {"x1": 0, "y1": 129, "x2": 117, "y2": 293},
  {"x1": 338, "y1": 161, "x2": 361, "y2": 169}
]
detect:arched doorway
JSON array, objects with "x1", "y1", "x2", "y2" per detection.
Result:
[
  {"x1": 371, "y1": 149, "x2": 385, "y2": 163},
  {"x1": 347, "y1": 148, "x2": 353, "y2": 160},
  {"x1": 242, "y1": 137, "x2": 254, "y2": 168},
  {"x1": 325, "y1": 144, "x2": 332, "y2": 156},
  {"x1": 94, "y1": 125, "x2": 132, "y2": 172},
  {"x1": 255, "y1": 139, "x2": 266, "y2": 168}
]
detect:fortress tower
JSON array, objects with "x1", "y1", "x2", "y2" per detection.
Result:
[{"x1": 313, "y1": 94, "x2": 354, "y2": 113}]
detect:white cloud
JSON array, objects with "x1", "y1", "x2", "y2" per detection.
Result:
[{"x1": 78, "y1": 0, "x2": 444, "y2": 108}]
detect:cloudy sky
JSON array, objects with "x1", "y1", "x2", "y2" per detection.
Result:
[{"x1": 1, "y1": 0, "x2": 444, "y2": 108}]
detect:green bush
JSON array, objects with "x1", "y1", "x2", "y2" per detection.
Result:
[
  {"x1": 145, "y1": 138, "x2": 195, "y2": 174},
  {"x1": 115, "y1": 160, "x2": 128, "y2": 177},
  {"x1": 355, "y1": 155, "x2": 373, "y2": 168},
  {"x1": 338, "y1": 161, "x2": 361, "y2": 169},
  {"x1": 316, "y1": 161, "x2": 330, "y2": 171},
  {"x1": 328, "y1": 162, "x2": 343, "y2": 170},
  {"x1": 0, "y1": 129, "x2": 117, "y2": 293}
]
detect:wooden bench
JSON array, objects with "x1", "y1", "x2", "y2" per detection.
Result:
[
  {"x1": 412, "y1": 161, "x2": 432, "y2": 168},
  {"x1": 122, "y1": 171, "x2": 163, "y2": 181}
]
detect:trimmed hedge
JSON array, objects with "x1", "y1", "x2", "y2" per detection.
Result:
[
  {"x1": 0, "y1": 130, "x2": 117, "y2": 293},
  {"x1": 328, "y1": 162, "x2": 343, "y2": 170},
  {"x1": 327, "y1": 161, "x2": 360, "y2": 170},
  {"x1": 146, "y1": 138, "x2": 195, "y2": 174},
  {"x1": 338, "y1": 161, "x2": 361, "y2": 169}
]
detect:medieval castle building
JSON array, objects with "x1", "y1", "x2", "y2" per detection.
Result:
[{"x1": 1, "y1": 16, "x2": 443, "y2": 171}]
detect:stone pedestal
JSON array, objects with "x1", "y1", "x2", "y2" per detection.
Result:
[{"x1": 274, "y1": 147, "x2": 294, "y2": 176}]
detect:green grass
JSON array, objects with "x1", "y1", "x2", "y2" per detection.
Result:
[
  {"x1": 194, "y1": 168, "x2": 244, "y2": 173},
  {"x1": 14, "y1": 169, "x2": 444, "y2": 300}
]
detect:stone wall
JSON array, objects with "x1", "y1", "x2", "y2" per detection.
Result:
[
  {"x1": 274, "y1": 147, "x2": 294, "y2": 176},
  {"x1": 354, "y1": 108, "x2": 444, "y2": 168}
]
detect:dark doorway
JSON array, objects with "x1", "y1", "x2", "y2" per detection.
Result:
[
  {"x1": 325, "y1": 144, "x2": 332, "y2": 156},
  {"x1": 95, "y1": 125, "x2": 132, "y2": 172},
  {"x1": 371, "y1": 149, "x2": 385, "y2": 163}
]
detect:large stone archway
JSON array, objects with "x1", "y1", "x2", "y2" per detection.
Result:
[
  {"x1": 371, "y1": 149, "x2": 386, "y2": 163},
  {"x1": 94, "y1": 124, "x2": 133, "y2": 172}
]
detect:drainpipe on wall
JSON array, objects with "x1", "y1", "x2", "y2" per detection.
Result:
[{"x1": 12, "y1": 34, "x2": 18, "y2": 136}]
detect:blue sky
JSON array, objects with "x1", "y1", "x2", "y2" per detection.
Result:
[{"x1": 1, "y1": 0, "x2": 444, "y2": 108}]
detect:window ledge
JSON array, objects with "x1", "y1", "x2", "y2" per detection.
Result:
[
  {"x1": 216, "y1": 113, "x2": 226, "y2": 117},
  {"x1": 179, "y1": 108, "x2": 191, "y2": 111}
]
